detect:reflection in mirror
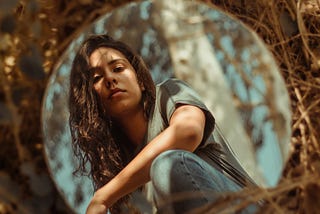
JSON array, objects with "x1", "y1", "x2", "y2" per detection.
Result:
[{"x1": 42, "y1": 0, "x2": 291, "y2": 213}]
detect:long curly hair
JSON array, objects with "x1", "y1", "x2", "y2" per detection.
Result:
[{"x1": 69, "y1": 34, "x2": 155, "y2": 212}]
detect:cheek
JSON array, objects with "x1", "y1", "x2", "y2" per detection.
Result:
[
  {"x1": 93, "y1": 84, "x2": 104, "y2": 97},
  {"x1": 93, "y1": 87, "x2": 101, "y2": 102},
  {"x1": 93, "y1": 83, "x2": 99, "y2": 93},
  {"x1": 134, "y1": 81, "x2": 143, "y2": 97},
  {"x1": 137, "y1": 88, "x2": 144, "y2": 104}
]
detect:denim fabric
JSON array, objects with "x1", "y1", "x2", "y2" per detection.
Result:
[{"x1": 149, "y1": 150, "x2": 257, "y2": 213}]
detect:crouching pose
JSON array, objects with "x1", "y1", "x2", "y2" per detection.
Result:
[{"x1": 69, "y1": 34, "x2": 256, "y2": 213}]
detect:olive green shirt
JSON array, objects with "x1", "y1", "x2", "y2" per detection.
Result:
[{"x1": 137, "y1": 79, "x2": 255, "y2": 206}]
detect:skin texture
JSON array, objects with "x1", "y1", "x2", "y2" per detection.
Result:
[
  {"x1": 86, "y1": 47, "x2": 206, "y2": 214},
  {"x1": 90, "y1": 48, "x2": 147, "y2": 146}
]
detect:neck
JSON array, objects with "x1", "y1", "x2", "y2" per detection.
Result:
[{"x1": 114, "y1": 108, "x2": 147, "y2": 146}]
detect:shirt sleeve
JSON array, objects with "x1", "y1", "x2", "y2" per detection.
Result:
[{"x1": 157, "y1": 78, "x2": 215, "y2": 146}]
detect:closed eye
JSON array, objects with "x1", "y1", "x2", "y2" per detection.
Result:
[{"x1": 113, "y1": 66, "x2": 125, "y2": 72}]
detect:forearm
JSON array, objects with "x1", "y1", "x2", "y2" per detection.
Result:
[{"x1": 93, "y1": 124, "x2": 201, "y2": 208}]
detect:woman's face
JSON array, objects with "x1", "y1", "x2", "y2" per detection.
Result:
[{"x1": 89, "y1": 47, "x2": 144, "y2": 119}]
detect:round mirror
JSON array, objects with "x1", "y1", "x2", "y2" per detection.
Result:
[{"x1": 42, "y1": 0, "x2": 291, "y2": 213}]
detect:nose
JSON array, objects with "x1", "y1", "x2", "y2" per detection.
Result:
[{"x1": 104, "y1": 72, "x2": 117, "y2": 89}]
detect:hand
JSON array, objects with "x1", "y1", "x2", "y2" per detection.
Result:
[{"x1": 86, "y1": 197, "x2": 108, "y2": 214}]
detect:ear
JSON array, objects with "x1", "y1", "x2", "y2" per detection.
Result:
[{"x1": 140, "y1": 83, "x2": 145, "y2": 91}]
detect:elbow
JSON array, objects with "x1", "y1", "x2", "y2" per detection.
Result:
[{"x1": 173, "y1": 122, "x2": 204, "y2": 148}]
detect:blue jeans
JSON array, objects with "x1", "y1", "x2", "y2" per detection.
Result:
[{"x1": 149, "y1": 150, "x2": 256, "y2": 213}]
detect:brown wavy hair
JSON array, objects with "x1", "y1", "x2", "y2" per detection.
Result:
[{"x1": 69, "y1": 34, "x2": 155, "y2": 212}]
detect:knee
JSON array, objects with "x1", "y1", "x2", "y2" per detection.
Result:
[
  {"x1": 150, "y1": 150, "x2": 183, "y2": 180},
  {"x1": 150, "y1": 150, "x2": 188, "y2": 193}
]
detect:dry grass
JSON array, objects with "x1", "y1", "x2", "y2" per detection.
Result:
[{"x1": 0, "y1": 0, "x2": 319, "y2": 213}]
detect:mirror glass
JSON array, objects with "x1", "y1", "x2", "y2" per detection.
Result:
[{"x1": 42, "y1": 0, "x2": 292, "y2": 213}]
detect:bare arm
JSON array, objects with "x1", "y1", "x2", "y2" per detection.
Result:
[{"x1": 86, "y1": 105, "x2": 206, "y2": 213}]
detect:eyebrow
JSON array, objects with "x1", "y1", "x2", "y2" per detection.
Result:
[
  {"x1": 107, "y1": 58, "x2": 128, "y2": 65},
  {"x1": 89, "y1": 58, "x2": 128, "y2": 72}
]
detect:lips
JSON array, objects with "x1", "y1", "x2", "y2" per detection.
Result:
[{"x1": 108, "y1": 88, "x2": 125, "y2": 99}]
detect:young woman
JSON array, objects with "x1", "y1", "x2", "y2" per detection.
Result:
[{"x1": 69, "y1": 34, "x2": 256, "y2": 213}]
